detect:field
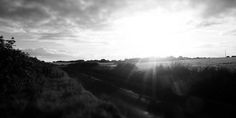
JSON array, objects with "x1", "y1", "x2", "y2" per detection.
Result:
[
  {"x1": 62, "y1": 57, "x2": 236, "y2": 118},
  {"x1": 135, "y1": 57, "x2": 236, "y2": 70},
  {"x1": 89, "y1": 57, "x2": 236, "y2": 71}
]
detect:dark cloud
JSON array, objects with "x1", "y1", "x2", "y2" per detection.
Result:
[
  {"x1": 0, "y1": 0, "x2": 129, "y2": 45},
  {"x1": 2, "y1": 0, "x2": 236, "y2": 33},
  {"x1": 189, "y1": 0, "x2": 236, "y2": 18},
  {"x1": 0, "y1": 0, "x2": 127, "y2": 29},
  {"x1": 1, "y1": 0, "x2": 236, "y2": 29},
  {"x1": 38, "y1": 32, "x2": 77, "y2": 40},
  {"x1": 37, "y1": 31, "x2": 107, "y2": 44},
  {"x1": 0, "y1": 0, "x2": 131, "y2": 45},
  {"x1": 196, "y1": 20, "x2": 222, "y2": 27},
  {"x1": 23, "y1": 48, "x2": 74, "y2": 61},
  {"x1": 0, "y1": 0, "x2": 50, "y2": 24}
]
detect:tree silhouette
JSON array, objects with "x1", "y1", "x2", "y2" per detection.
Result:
[{"x1": 0, "y1": 35, "x2": 16, "y2": 49}]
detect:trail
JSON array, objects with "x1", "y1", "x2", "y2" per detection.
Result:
[{"x1": 75, "y1": 73, "x2": 161, "y2": 118}]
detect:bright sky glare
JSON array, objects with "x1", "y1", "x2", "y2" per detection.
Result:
[{"x1": 1, "y1": 0, "x2": 236, "y2": 61}]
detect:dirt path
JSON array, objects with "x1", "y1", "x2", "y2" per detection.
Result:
[{"x1": 75, "y1": 73, "x2": 161, "y2": 118}]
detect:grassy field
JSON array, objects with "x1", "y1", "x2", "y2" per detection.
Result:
[
  {"x1": 63, "y1": 58, "x2": 236, "y2": 118},
  {"x1": 136, "y1": 57, "x2": 236, "y2": 70}
]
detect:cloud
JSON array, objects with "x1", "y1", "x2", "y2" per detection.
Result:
[
  {"x1": 0, "y1": 0, "x2": 129, "y2": 43},
  {"x1": 223, "y1": 29, "x2": 236, "y2": 35},
  {"x1": 38, "y1": 31, "x2": 77, "y2": 40},
  {"x1": 1, "y1": 0, "x2": 236, "y2": 60},
  {"x1": 0, "y1": 0, "x2": 127, "y2": 29},
  {"x1": 23, "y1": 48, "x2": 75, "y2": 61},
  {"x1": 1, "y1": 0, "x2": 236, "y2": 30},
  {"x1": 196, "y1": 20, "x2": 222, "y2": 27},
  {"x1": 0, "y1": 0, "x2": 50, "y2": 23},
  {"x1": 189, "y1": 0, "x2": 236, "y2": 18}
]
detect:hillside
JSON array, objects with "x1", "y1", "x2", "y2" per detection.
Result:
[{"x1": 0, "y1": 38, "x2": 122, "y2": 118}]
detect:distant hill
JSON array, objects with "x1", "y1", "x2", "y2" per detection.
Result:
[{"x1": 0, "y1": 37, "x2": 122, "y2": 118}]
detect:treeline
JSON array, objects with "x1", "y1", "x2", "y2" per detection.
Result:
[{"x1": 54, "y1": 56, "x2": 210, "y2": 64}]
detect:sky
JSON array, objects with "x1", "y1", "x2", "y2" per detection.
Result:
[{"x1": 1, "y1": 0, "x2": 236, "y2": 61}]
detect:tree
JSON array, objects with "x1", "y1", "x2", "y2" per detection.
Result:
[
  {"x1": 0, "y1": 35, "x2": 15, "y2": 49},
  {"x1": 0, "y1": 35, "x2": 4, "y2": 48}
]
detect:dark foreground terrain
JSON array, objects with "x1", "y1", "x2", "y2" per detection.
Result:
[
  {"x1": 1, "y1": 36, "x2": 236, "y2": 118},
  {"x1": 62, "y1": 60, "x2": 236, "y2": 118},
  {"x1": 0, "y1": 37, "x2": 122, "y2": 118}
]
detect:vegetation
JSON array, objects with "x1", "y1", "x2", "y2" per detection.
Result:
[
  {"x1": 3, "y1": 35, "x2": 235, "y2": 118},
  {"x1": 0, "y1": 36, "x2": 122, "y2": 118},
  {"x1": 64, "y1": 61, "x2": 236, "y2": 118}
]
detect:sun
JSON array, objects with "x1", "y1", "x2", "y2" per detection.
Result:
[{"x1": 112, "y1": 9, "x2": 192, "y2": 57}]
